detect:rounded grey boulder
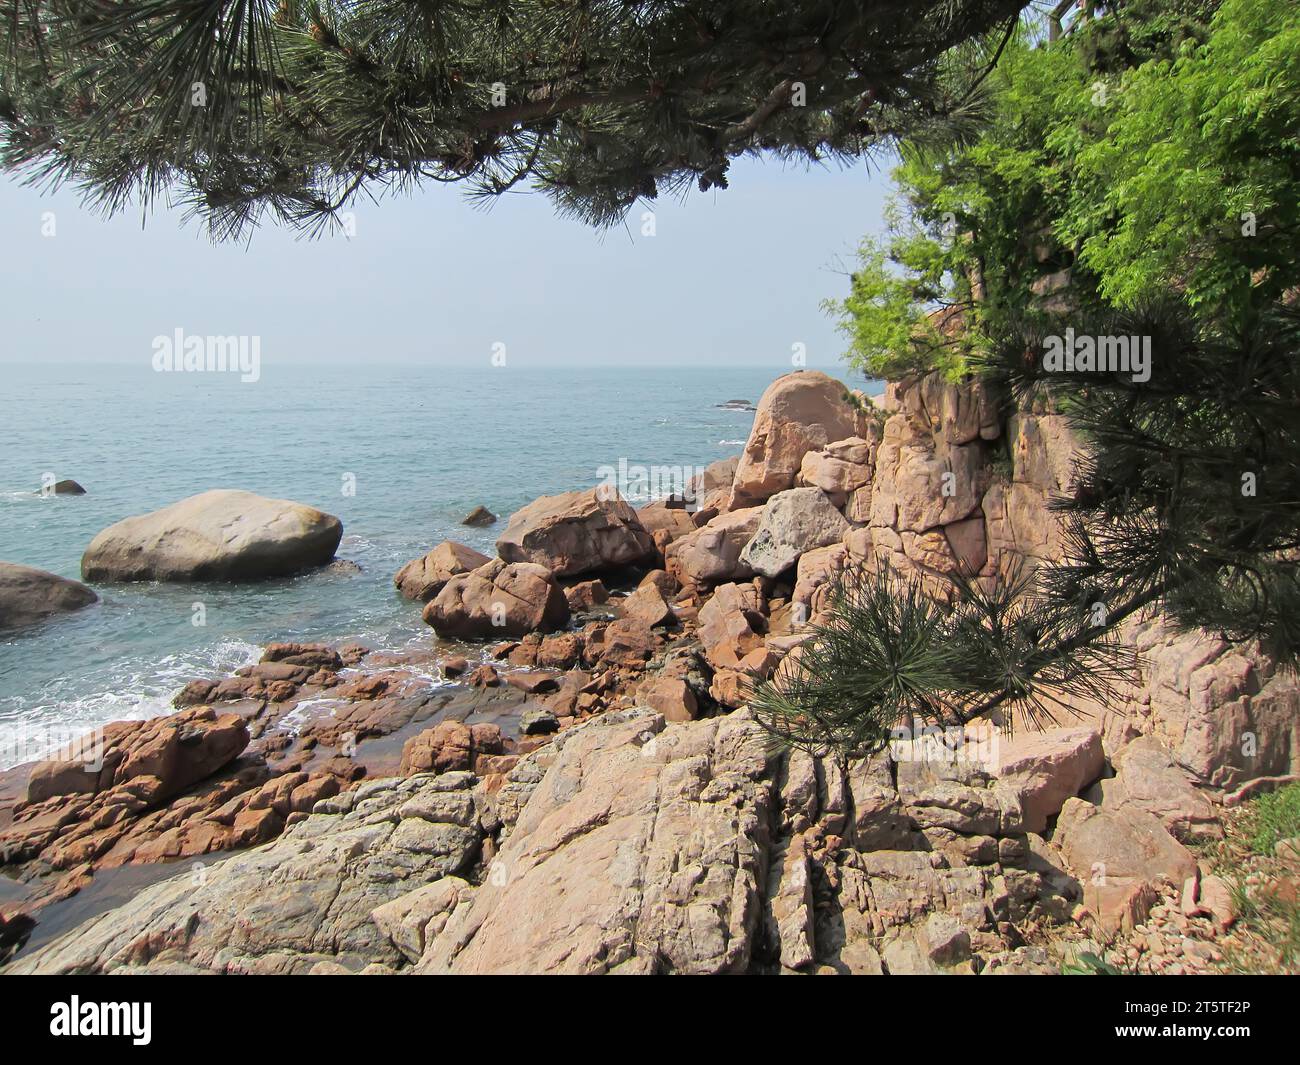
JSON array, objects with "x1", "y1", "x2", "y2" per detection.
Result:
[
  {"x1": 81, "y1": 489, "x2": 343, "y2": 582},
  {"x1": 0, "y1": 562, "x2": 98, "y2": 630}
]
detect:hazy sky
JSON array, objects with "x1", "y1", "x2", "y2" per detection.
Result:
[{"x1": 0, "y1": 154, "x2": 891, "y2": 369}]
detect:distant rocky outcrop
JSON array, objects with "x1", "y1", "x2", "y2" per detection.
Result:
[
  {"x1": 81, "y1": 489, "x2": 342, "y2": 582},
  {"x1": 0, "y1": 562, "x2": 98, "y2": 630}
]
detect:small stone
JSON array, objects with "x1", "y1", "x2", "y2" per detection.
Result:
[
  {"x1": 519, "y1": 707, "x2": 559, "y2": 736},
  {"x1": 462, "y1": 505, "x2": 497, "y2": 527}
]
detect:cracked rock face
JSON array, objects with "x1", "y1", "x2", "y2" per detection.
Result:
[
  {"x1": 10, "y1": 772, "x2": 483, "y2": 974},
  {"x1": 417, "y1": 708, "x2": 775, "y2": 974}
]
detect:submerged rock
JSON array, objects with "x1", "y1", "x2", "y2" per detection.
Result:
[
  {"x1": 0, "y1": 562, "x2": 98, "y2": 630},
  {"x1": 81, "y1": 489, "x2": 342, "y2": 582},
  {"x1": 461, "y1": 505, "x2": 497, "y2": 527}
]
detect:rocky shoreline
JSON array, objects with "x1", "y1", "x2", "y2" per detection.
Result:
[{"x1": 3, "y1": 368, "x2": 1298, "y2": 974}]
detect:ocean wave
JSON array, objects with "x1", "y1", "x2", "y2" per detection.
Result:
[{"x1": 0, "y1": 639, "x2": 261, "y2": 770}]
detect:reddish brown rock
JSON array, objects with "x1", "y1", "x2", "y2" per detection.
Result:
[
  {"x1": 637, "y1": 501, "x2": 697, "y2": 546},
  {"x1": 497, "y1": 487, "x2": 654, "y2": 577},
  {"x1": 506, "y1": 671, "x2": 561, "y2": 695},
  {"x1": 536, "y1": 632, "x2": 582, "y2": 670},
  {"x1": 468, "y1": 664, "x2": 502, "y2": 688},
  {"x1": 584, "y1": 618, "x2": 658, "y2": 670},
  {"x1": 261, "y1": 642, "x2": 345, "y2": 670},
  {"x1": 664, "y1": 506, "x2": 763, "y2": 589},
  {"x1": 637, "y1": 676, "x2": 698, "y2": 722},
  {"x1": 26, "y1": 707, "x2": 249, "y2": 805},
  {"x1": 564, "y1": 579, "x2": 610, "y2": 611},
  {"x1": 394, "y1": 541, "x2": 493, "y2": 602},
  {"x1": 729, "y1": 371, "x2": 865, "y2": 509},
  {"x1": 618, "y1": 583, "x2": 674, "y2": 629},
  {"x1": 424, "y1": 559, "x2": 570, "y2": 638},
  {"x1": 399, "y1": 719, "x2": 481, "y2": 775},
  {"x1": 441, "y1": 655, "x2": 470, "y2": 678},
  {"x1": 697, "y1": 582, "x2": 767, "y2": 670}
]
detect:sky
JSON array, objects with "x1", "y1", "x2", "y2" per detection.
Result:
[{"x1": 0, "y1": 154, "x2": 893, "y2": 370}]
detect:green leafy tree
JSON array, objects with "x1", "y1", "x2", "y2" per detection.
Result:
[
  {"x1": 0, "y1": 0, "x2": 1028, "y2": 238},
  {"x1": 826, "y1": 0, "x2": 1300, "y2": 379},
  {"x1": 754, "y1": 0, "x2": 1300, "y2": 759}
]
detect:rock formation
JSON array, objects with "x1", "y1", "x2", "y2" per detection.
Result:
[
  {"x1": 393, "y1": 541, "x2": 492, "y2": 602},
  {"x1": 0, "y1": 562, "x2": 98, "y2": 630},
  {"x1": 81, "y1": 489, "x2": 343, "y2": 582},
  {"x1": 496, "y1": 487, "x2": 654, "y2": 576}
]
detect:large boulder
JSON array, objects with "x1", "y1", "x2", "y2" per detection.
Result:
[
  {"x1": 393, "y1": 541, "x2": 492, "y2": 602},
  {"x1": 81, "y1": 490, "x2": 342, "y2": 582},
  {"x1": 0, "y1": 562, "x2": 98, "y2": 630},
  {"x1": 496, "y1": 487, "x2": 654, "y2": 577},
  {"x1": 1093, "y1": 736, "x2": 1222, "y2": 842},
  {"x1": 416, "y1": 709, "x2": 773, "y2": 974},
  {"x1": 1053, "y1": 797, "x2": 1198, "y2": 935},
  {"x1": 739, "y1": 487, "x2": 850, "y2": 579},
  {"x1": 422, "y1": 559, "x2": 569, "y2": 638},
  {"x1": 728, "y1": 371, "x2": 863, "y2": 509},
  {"x1": 664, "y1": 506, "x2": 763, "y2": 588}
]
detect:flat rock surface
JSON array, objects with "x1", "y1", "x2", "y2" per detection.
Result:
[{"x1": 10, "y1": 772, "x2": 483, "y2": 974}]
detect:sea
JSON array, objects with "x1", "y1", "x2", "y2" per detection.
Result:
[{"x1": 0, "y1": 360, "x2": 872, "y2": 769}]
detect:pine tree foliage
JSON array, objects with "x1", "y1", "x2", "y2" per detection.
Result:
[
  {"x1": 748, "y1": 559, "x2": 1140, "y2": 760},
  {"x1": 0, "y1": 0, "x2": 1028, "y2": 238}
]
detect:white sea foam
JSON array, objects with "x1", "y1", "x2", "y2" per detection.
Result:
[{"x1": 0, "y1": 639, "x2": 260, "y2": 770}]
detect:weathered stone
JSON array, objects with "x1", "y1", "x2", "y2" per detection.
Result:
[
  {"x1": 497, "y1": 487, "x2": 653, "y2": 576},
  {"x1": 82, "y1": 490, "x2": 342, "y2": 582},
  {"x1": 636, "y1": 675, "x2": 698, "y2": 723},
  {"x1": 423, "y1": 559, "x2": 569, "y2": 638},
  {"x1": 618, "y1": 583, "x2": 674, "y2": 629},
  {"x1": 994, "y1": 727, "x2": 1104, "y2": 834},
  {"x1": 1054, "y1": 797, "x2": 1197, "y2": 935},
  {"x1": 417, "y1": 709, "x2": 772, "y2": 974},
  {"x1": 462, "y1": 505, "x2": 497, "y2": 527},
  {"x1": 0, "y1": 562, "x2": 98, "y2": 630},
  {"x1": 664, "y1": 507, "x2": 763, "y2": 588},
  {"x1": 739, "y1": 487, "x2": 850, "y2": 579},
  {"x1": 1097, "y1": 736, "x2": 1222, "y2": 842},
  {"x1": 729, "y1": 371, "x2": 864, "y2": 508},
  {"x1": 393, "y1": 541, "x2": 492, "y2": 602},
  {"x1": 12, "y1": 774, "x2": 483, "y2": 974}
]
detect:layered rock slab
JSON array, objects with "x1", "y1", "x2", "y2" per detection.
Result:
[
  {"x1": 417, "y1": 708, "x2": 774, "y2": 974},
  {"x1": 11, "y1": 773, "x2": 482, "y2": 974}
]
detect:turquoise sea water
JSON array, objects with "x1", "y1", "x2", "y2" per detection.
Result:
[{"x1": 1, "y1": 360, "x2": 859, "y2": 768}]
